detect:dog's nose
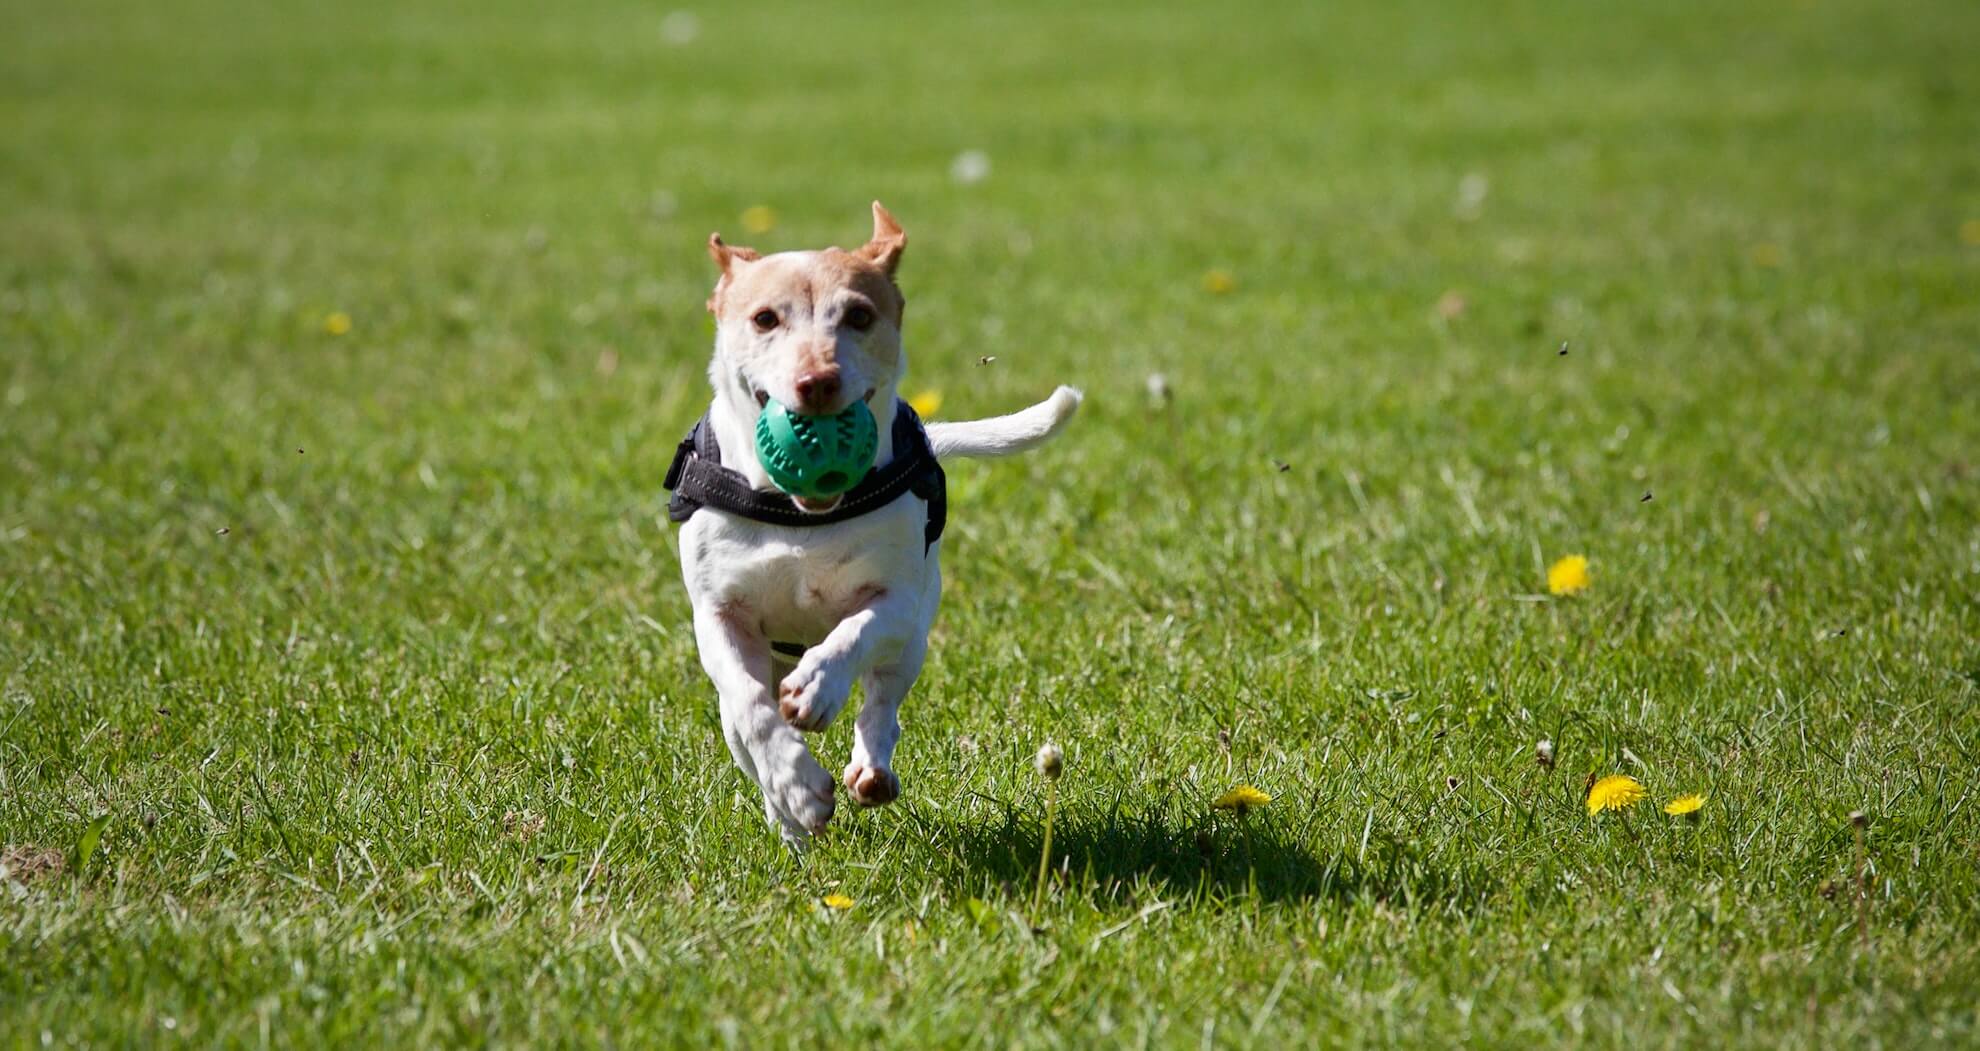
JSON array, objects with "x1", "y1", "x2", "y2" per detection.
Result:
[{"x1": 792, "y1": 369, "x2": 842, "y2": 413}]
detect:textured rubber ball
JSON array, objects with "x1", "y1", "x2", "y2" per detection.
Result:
[{"x1": 753, "y1": 398, "x2": 878, "y2": 500}]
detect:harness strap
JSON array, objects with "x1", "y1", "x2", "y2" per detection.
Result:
[{"x1": 665, "y1": 400, "x2": 946, "y2": 552}]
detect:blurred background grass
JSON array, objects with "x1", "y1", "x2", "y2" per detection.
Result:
[{"x1": 3, "y1": 0, "x2": 1979, "y2": 1046}]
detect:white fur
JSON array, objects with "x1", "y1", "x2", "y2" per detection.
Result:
[
  {"x1": 927, "y1": 386, "x2": 1083, "y2": 458},
  {"x1": 679, "y1": 485, "x2": 935, "y2": 845}
]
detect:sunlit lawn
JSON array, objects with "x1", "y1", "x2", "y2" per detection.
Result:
[{"x1": 4, "y1": 0, "x2": 1978, "y2": 1045}]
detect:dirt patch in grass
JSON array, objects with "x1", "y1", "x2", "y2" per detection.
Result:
[{"x1": 1, "y1": 844, "x2": 66, "y2": 883}]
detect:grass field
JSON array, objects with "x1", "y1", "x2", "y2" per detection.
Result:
[{"x1": 5, "y1": 0, "x2": 1980, "y2": 1045}]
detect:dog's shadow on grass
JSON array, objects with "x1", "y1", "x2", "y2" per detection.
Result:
[{"x1": 920, "y1": 804, "x2": 1492, "y2": 908}]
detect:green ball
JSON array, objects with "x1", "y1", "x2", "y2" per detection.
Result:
[{"x1": 753, "y1": 398, "x2": 878, "y2": 500}]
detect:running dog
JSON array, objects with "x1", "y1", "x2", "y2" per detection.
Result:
[{"x1": 665, "y1": 202, "x2": 1080, "y2": 846}]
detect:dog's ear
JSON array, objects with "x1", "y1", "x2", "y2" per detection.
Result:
[
  {"x1": 708, "y1": 233, "x2": 760, "y2": 272},
  {"x1": 856, "y1": 201, "x2": 905, "y2": 276},
  {"x1": 706, "y1": 233, "x2": 760, "y2": 313}
]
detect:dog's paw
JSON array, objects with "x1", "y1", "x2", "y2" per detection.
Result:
[
  {"x1": 764, "y1": 749, "x2": 837, "y2": 842},
  {"x1": 841, "y1": 762, "x2": 900, "y2": 808},
  {"x1": 779, "y1": 661, "x2": 853, "y2": 732}
]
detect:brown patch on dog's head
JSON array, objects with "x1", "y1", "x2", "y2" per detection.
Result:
[{"x1": 802, "y1": 249, "x2": 906, "y2": 327}]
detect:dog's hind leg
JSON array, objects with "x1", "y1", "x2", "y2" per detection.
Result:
[
  {"x1": 841, "y1": 632, "x2": 926, "y2": 808},
  {"x1": 693, "y1": 606, "x2": 836, "y2": 847}
]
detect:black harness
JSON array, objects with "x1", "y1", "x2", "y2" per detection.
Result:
[{"x1": 664, "y1": 399, "x2": 947, "y2": 553}]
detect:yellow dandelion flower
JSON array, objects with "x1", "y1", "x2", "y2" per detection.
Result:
[
  {"x1": 1586, "y1": 774, "x2": 1646, "y2": 816},
  {"x1": 323, "y1": 311, "x2": 352, "y2": 336},
  {"x1": 1664, "y1": 793, "x2": 1706, "y2": 817},
  {"x1": 1750, "y1": 243, "x2": 1783, "y2": 268},
  {"x1": 741, "y1": 205, "x2": 777, "y2": 235},
  {"x1": 1961, "y1": 220, "x2": 1980, "y2": 246},
  {"x1": 821, "y1": 893, "x2": 854, "y2": 910},
  {"x1": 1547, "y1": 555, "x2": 1591, "y2": 596},
  {"x1": 907, "y1": 389, "x2": 943, "y2": 419},
  {"x1": 1212, "y1": 785, "x2": 1272, "y2": 811},
  {"x1": 1201, "y1": 269, "x2": 1236, "y2": 294}
]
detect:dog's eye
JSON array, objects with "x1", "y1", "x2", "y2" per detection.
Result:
[
  {"x1": 751, "y1": 309, "x2": 779, "y2": 332},
  {"x1": 842, "y1": 304, "x2": 875, "y2": 331}
]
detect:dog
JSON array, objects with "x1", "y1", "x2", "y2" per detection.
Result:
[{"x1": 667, "y1": 202, "x2": 1080, "y2": 847}]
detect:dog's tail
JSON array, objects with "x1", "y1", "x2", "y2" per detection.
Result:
[{"x1": 925, "y1": 385, "x2": 1082, "y2": 459}]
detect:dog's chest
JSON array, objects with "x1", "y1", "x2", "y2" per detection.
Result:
[{"x1": 680, "y1": 500, "x2": 930, "y2": 643}]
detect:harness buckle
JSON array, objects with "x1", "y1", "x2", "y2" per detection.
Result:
[{"x1": 662, "y1": 435, "x2": 695, "y2": 492}]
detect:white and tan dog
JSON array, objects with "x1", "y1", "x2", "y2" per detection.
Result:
[{"x1": 675, "y1": 202, "x2": 1080, "y2": 847}]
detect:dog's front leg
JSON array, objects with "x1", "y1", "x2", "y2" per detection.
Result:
[
  {"x1": 777, "y1": 590, "x2": 920, "y2": 733},
  {"x1": 840, "y1": 632, "x2": 927, "y2": 808},
  {"x1": 693, "y1": 606, "x2": 836, "y2": 846}
]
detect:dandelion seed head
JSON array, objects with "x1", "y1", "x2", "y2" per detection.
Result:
[
  {"x1": 1035, "y1": 742, "x2": 1063, "y2": 781},
  {"x1": 949, "y1": 149, "x2": 991, "y2": 185},
  {"x1": 660, "y1": 10, "x2": 700, "y2": 45},
  {"x1": 1455, "y1": 172, "x2": 1489, "y2": 219}
]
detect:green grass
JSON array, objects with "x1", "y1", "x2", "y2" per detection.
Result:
[{"x1": 4, "y1": 0, "x2": 1979, "y2": 1045}]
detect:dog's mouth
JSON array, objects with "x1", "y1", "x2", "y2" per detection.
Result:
[
  {"x1": 792, "y1": 494, "x2": 843, "y2": 513},
  {"x1": 742, "y1": 373, "x2": 880, "y2": 413}
]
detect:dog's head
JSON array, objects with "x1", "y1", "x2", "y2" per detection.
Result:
[{"x1": 705, "y1": 202, "x2": 907, "y2": 425}]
